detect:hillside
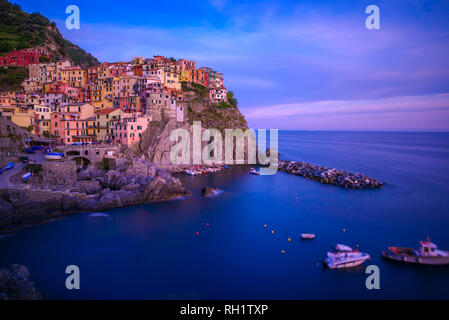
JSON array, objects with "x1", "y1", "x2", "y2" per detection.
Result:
[{"x1": 0, "y1": 0, "x2": 99, "y2": 68}]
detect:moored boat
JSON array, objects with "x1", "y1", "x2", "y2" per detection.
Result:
[
  {"x1": 324, "y1": 250, "x2": 370, "y2": 269},
  {"x1": 382, "y1": 239, "x2": 449, "y2": 265},
  {"x1": 45, "y1": 152, "x2": 64, "y2": 160},
  {"x1": 22, "y1": 172, "x2": 32, "y2": 180},
  {"x1": 301, "y1": 233, "x2": 316, "y2": 239},
  {"x1": 334, "y1": 244, "x2": 353, "y2": 252},
  {"x1": 249, "y1": 168, "x2": 260, "y2": 175}
]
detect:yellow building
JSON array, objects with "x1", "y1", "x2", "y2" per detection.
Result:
[
  {"x1": 10, "y1": 106, "x2": 34, "y2": 132},
  {"x1": 91, "y1": 79, "x2": 114, "y2": 110},
  {"x1": 61, "y1": 67, "x2": 87, "y2": 88},
  {"x1": 163, "y1": 67, "x2": 181, "y2": 90},
  {"x1": 179, "y1": 70, "x2": 190, "y2": 83},
  {"x1": 56, "y1": 103, "x2": 95, "y2": 120},
  {"x1": 95, "y1": 108, "x2": 123, "y2": 141}
]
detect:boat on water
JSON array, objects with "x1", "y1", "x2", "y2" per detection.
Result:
[
  {"x1": 45, "y1": 152, "x2": 64, "y2": 160},
  {"x1": 301, "y1": 233, "x2": 316, "y2": 239},
  {"x1": 224, "y1": 165, "x2": 230, "y2": 169},
  {"x1": 324, "y1": 244, "x2": 370, "y2": 269},
  {"x1": 334, "y1": 244, "x2": 353, "y2": 252},
  {"x1": 249, "y1": 168, "x2": 260, "y2": 175},
  {"x1": 382, "y1": 239, "x2": 449, "y2": 265},
  {"x1": 324, "y1": 251, "x2": 370, "y2": 269},
  {"x1": 185, "y1": 169, "x2": 200, "y2": 176}
]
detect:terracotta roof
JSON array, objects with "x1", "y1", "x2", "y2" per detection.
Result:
[{"x1": 96, "y1": 108, "x2": 120, "y2": 115}]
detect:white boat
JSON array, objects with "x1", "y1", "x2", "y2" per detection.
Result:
[
  {"x1": 324, "y1": 251, "x2": 370, "y2": 269},
  {"x1": 185, "y1": 169, "x2": 199, "y2": 176},
  {"x1": 22, "y1": 172, "x2": 32, "y2": 180},
  {"x1": 334, "y1": 244, "x2": 353, "y2": 252},
  {"x1": 249, "y1": 168, "x2": 260, "y2": 175},
  {"x1": 382, "y1": 239, "x2": 449, "y2": 265},
  {"x1": 301, "y1": 233, "x2": 316, "y2": 239},
  {"x1": 45, "y1": 152, "x2": 63, "y2": 160}
]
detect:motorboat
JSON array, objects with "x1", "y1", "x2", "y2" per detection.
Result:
[
  {"x1": 324, "y1": 250, "x2": 370, "y2": 269},
  {"x1": 382, "y1": 239, "x2": 449, "y2": 265},
  {"x1": 301, "y1": 234, "x2": 316, "y2": 240},
  {"x1": 249, "y1": 168, "x2": 260, "y2": 175}
]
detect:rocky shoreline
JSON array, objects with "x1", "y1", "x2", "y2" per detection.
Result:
[
  {"x1": 0, "y1": 265, "x2": 43, "y2": 300},
  {"x1": 0, "y1": 157, "x2": 191, "y2": 233},
  {"x1": 278, "y1": 160, "x2": 384, "y2": 189}
]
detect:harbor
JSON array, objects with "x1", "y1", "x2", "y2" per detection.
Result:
[{"x1": 1, "y1": 131, "x2": 448, "y2": 299}]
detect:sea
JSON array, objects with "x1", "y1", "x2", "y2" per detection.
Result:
[{"x1": 1, "y1": 131, "x2": 449, "y2": 299}]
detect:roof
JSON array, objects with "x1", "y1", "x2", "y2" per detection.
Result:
[{"x1": 96, "y1": 108, "x2": 120, "y2": 115}]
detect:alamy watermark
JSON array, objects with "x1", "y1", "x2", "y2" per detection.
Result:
[{"x1": 169, "y1": 121, "x2": 279, "y2": 175}]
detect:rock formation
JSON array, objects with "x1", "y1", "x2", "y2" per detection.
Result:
[{"x1": 0, "y1": 264, "x2": 43, "y2": 300}]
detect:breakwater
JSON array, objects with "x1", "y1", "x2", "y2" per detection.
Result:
[{"x1": 278, "y1": 160, "x2": 384, "y2": 189}]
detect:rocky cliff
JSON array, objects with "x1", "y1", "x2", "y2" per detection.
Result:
[
  {"x1": 0, "y1": 264, "x2": 43, "y2": 300},
  {"x1": 126, "y1": 85, "x2": 252, "y2": 168}
]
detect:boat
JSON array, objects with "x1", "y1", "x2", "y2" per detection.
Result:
[
  {"x1": 249, "y1": 168, "x2": 260, "y2": 175},
  {"x1": 185, "y1": 169, "x2": 200, "y2": 176},
  {"x1": 224, "y1": 165, "x2": 230, "y2": 169},
  {"x1": 301, "y1": 233, "x2": 316, "y2": 239},
  {"x1": 324, "y1": 250, "x2": 370, "y2": 269},
  {"x1": 22, "y1": 172, "x2": 32, "y2": 180},
  {"x1": 45, "y1": 152, "x2": 64, "y2": 160},
  {"x1": 334, "y1": 244, "x2": 353, "y2": 252},
  {"x1": 382, "y1": 239, "x2": 449, "y2": 265},
  {"x1": 24, "y1": 148, "x2": 35, "y2": 154},
  {"x1": 3, "y1": 162, "x2": 15, "y2": 170}
]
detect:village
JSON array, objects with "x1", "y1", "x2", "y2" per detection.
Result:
[{"x1": 0, "y1": 48, "x2": 229, "y2": 147}]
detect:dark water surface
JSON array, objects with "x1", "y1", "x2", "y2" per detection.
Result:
[{"x1": 1, "y1": 131, "x2": 449, "y2": 299}]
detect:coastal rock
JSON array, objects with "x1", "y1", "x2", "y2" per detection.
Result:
[
  {"x1": 201, "y1": 186, "x2": 220, "y2": 197},
  {"x1": 0, "y1": 265, "x2": 43, "y2": 300}
]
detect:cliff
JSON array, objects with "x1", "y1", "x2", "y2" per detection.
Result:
[
  {"x1": 126, "y1": 83, "x2": 251, "y2": 168},
  {"x1": 0, "y1": 0, "x2": 99, "y2": 68}
]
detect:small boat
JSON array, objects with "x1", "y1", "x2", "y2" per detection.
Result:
[
  {"x1": 24, "y1": 148, "x2": 35, "y2": 154},
  {"x1": 382, "y1": 239, "x2": 449, "y2": 265},
  {"x1": 324, "y1": 250, "x2": 370, "y2": 269},
  {"x1": 301, "y1": 233, "x2": 316, "y2": 240},
  {"x1": 3, "y1": 162, "x2": 15, "y2": 170},
  {"x1": 45, "y1": 152, "x2": 64, "y2": 160},
  {"x1": 249, "y1": 168, "x2": 260, "y2": 175},
  {"x1": 224, "y1": 165, "x2": 230, "y2": 169},
  {"x1": 22, "y1": 172, "x2": 32, "y2": 180}
]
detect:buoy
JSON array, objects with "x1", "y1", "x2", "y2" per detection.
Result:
[
  {"x1": 264, "y1": 224, "x2": 267, "y2": 228},
  {"x1": 288, "y1": 237, "x2": 292, "y2": 242},
  {"x1": 281, "y1": 250, "x2": 285, "y2": 254},
  {"x1": 195, "y1": 232, "x2": 199, "y2": 236},
  {"x1": 271, "y1": 230, "x2": 275, "y2": 234}
]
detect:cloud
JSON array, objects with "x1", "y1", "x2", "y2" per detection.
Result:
[{"x1": 243, "y1": 93, "x2": 449, "y2": 131}]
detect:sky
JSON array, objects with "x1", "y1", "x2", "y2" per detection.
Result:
[{"x1": 13, "y1": 0, "x2": 449, "y2": 131}]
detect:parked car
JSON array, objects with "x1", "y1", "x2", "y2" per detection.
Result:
[{"x1": 20, "y1": 156, "x2": 30, "y2": 163}]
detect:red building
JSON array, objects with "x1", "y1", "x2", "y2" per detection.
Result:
[{"x1": 0, "y1": 48, "x2": 50, "y2": 67}]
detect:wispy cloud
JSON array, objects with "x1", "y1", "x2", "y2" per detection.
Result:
[{"x1": 243, "y1": 93, "x2": 449, "y2": 131}]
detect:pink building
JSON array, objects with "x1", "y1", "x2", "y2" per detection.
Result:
[
  {"x1": 51, "y1": 112, "x2": 94, "y2": 144},
  {"x1": 114, "y1": 114, "x2": 151, "y2": 146}
]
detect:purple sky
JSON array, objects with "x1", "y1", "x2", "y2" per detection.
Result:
[{"x1": 15, "y1": 0, "x2": 449, "y2": 130}]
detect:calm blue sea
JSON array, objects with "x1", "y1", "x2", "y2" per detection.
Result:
[{"x1": 1, "y1": 131, "x2": 449, "y2": 299}]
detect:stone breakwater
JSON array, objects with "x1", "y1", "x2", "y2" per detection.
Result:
[
  {"x1": 0, "y1": 158, "x2": 191, "y2": 232},
  {"x1": 278, "y1": 160, "x2": 384, "y2": 189}
]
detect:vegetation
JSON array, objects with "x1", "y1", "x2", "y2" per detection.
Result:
[
  {"x1": 0, "y1": 0, "x2": 99, "y2": 68},
  {"x1": 0, "y1": 66, "x2": 28, "y2": 90}
]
